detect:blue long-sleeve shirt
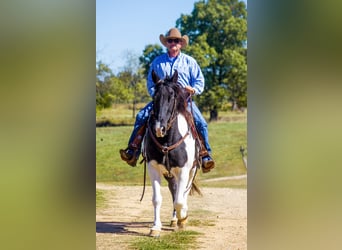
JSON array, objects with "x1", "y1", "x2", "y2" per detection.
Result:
[{"x1": 147, "y1": 52, "x2": 205, "y2": 97}]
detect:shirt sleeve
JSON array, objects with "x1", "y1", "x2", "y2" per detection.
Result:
[
  {"x1": 146, "y1": 64, "x2": 156, "y2": 97},
  {"x1": 190, "y1": 60, "x2": 205, "y2": 95}
]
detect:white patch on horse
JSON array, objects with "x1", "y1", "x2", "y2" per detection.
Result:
[
  {"x1": 178, "y1": 114, "x2": 196, "y2": 163},
  {"x1": 154, "y1": 121, "x2": 162, "y2": 137}
]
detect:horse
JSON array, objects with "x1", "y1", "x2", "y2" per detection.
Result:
[{"x1": 143, "y1": 70, "x2": 201, "y2": 237}]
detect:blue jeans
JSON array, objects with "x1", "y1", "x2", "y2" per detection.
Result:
[
  {"x1": 128, "y1": 101, "x2": 212, "y2": 154},
  {"x1": 128, "y1": 101, "x2": 153, "y2": 145}
]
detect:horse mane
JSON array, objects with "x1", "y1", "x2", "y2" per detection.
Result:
[{"x1": 173, "y1": 82, "x2": 189, "y2": 115}]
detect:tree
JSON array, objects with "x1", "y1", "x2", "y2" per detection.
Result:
[
  {"x1": 96, "y1": 60, "x2": 144, "y2": 111},
  {"x1": 139, "y1": 44, "x2": 164, "y2": 78},
  {"x1": 177, "y1": 0, "x2": 247, "y2": 117},
  {"x1": 96, "y1": 61, "x2": 116, "y2": 110},
  {"x1": 121, "y1": 51, "x2": 149, "y2": 118}
]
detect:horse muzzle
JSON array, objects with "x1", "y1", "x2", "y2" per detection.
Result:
[{"x1": 155, "y1": 121, "x2": 166, "y2": 137}]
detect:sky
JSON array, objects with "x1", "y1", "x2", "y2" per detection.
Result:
[{"x1": 96, "y1": 0, "x2": 247, "y2": 73}]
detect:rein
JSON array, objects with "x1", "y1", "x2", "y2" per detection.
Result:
[
  {"x1": 148, "y1": 124, "x2": 189, "y2": 154},
  {"x1": 139, "y1": 155, "x2": 147, "y2": 202}
]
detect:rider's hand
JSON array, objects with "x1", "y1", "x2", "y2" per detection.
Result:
[{"x1": 185, "y1": 86, "x2": 195, "y2": 95}]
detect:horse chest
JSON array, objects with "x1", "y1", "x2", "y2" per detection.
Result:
[{"x1": 146, "y1": 133, "x2": 188, "y2": 168}]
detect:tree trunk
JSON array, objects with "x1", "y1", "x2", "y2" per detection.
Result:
[
  {"x1": 209, "y1": 107, "x2": 218, "y2": 122},
  {"x1": 232, "y1": 100, "x2": 239, "y2": 111}
]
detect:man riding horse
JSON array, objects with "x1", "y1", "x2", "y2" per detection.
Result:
[{"x1": 120, "y1": 27, "x2": 215, "y2": 173}]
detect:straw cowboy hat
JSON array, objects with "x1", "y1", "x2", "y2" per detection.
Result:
[{"x1": 159, "y1": 28, "x2": 189, "y2": 48}]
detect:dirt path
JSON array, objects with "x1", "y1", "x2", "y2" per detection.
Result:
[{"x1": 96, "y1": 183, "x2": 247, "y2": 250}]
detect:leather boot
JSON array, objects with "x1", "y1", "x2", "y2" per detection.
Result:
[
  {"x1": 198, "y1": 135, "x2": 215, "y2": 173},
  {"x1": 120, "y1": 147, "x2": 139, "y2": 167},
  {"x1": 119, "y1": 125, "x2": 146, "y2": 167}
]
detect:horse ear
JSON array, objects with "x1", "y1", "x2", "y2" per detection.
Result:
[
  {"x1": 171, "y1": 70, "x2": 178, "y2": 83},
  {"x1": 152, "y1": 70, "x2": 160, "y2": 84}
]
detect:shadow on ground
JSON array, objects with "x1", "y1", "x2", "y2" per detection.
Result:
[
  {"x1": 96, "y1": 221, "x2": 176, "y2": 236},
  {"x1": 96, "y1": 221, "x2": 153, "y2": 236}
]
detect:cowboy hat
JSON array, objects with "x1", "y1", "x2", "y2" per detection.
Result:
[{"x1": 159, "y1": 28, "x2": 189, "y2": 48}]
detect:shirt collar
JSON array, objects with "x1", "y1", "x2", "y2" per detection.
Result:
[{"x1": 166, "y1": 51, "x2": 182, "y2": 61}]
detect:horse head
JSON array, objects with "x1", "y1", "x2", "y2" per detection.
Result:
[{"x1": 151, "y1": 70, "x2": 180, "y2": 138}]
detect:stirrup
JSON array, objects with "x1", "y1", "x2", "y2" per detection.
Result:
[
  {"x1": 202, "y1": 156, "x2": 215, "y2": 173},
  {"x1": 119, "y1": 148, "x2": 138, "y2": 167}
]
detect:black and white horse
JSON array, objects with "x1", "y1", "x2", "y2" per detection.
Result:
[{"x1": 144, "y1": 70, "x2": 201, "y2": 237}]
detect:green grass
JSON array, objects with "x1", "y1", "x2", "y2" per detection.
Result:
[
  {"x1": 97, "y1": 103, "x2": 148, "y2": 126},
  {"x1": 130, "y1": 230, "x2": 202, "y2": 250},
  {"x1": 96, "y1": 105, "x2": 247, "y2": 188},
  {"x1": 201, "y1": 177, "x2": 247, "y2": 188},
  {"x1": 96, "y1": 126, "x2": 144, "y2": 184}
]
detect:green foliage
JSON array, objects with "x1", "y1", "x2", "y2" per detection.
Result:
[
  {"x1": 96, "y1": 56, "x2": 150, "y2": 111},
  {"x1": 96, "y1": 61, "x2": 116, "y2": 109},
  {"x1": 195, "y1": 85, "x2": 227, "y2": 112},
  {"x1": 139, "y1": 44, "x2": 164, "y2": 78},
  {"x1": 185, "y1": 33, "x2": 217, "y2": 69},
  {"x1": 133, "y1": 68, "x2": 151, "y2": 104},
  {"x1": 117, "y1": 70, "x2": 149, "y2": 102},
  {"x1": 177, "y1": 0, "x2": 247, "y2": 110}
]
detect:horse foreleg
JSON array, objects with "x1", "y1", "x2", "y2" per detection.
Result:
[
  {"x1": 174, "y1": 167, "x2": 191, "y2": 229},
  {"x1": 170, "y1": 209, "x2": 177, "y2": 227},
  {"x1": 165, "y1": 175, "x2": 178, "y2": 227},
  {"x1": 148, "y1": 163, "x2": 162, "y2": 237}
]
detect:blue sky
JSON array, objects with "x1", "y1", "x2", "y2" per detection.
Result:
[{"x1": 96, "y1": 0, "x2": 247, "y2": 73}]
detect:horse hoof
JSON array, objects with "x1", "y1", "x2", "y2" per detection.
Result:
[
  {"x1": 170, "y1": 219, "x2": 177, "y2": 227},
  {"x1": 177, "y1": 216, "x2": 188, "y2": 229},
  {"x1": 149, "y1": 229, "x2": 161, "y2": 237}
]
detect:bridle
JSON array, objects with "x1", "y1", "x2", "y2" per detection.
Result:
[
  {"x1": 147, "y1": 85, "x2": 191, "y2": 173},
  {"x1": 148, "y1": 125, "x2": 189, "y2": 154},
  {"x1": 148, "y1": 90, "x2": 189, "y2": 155}
]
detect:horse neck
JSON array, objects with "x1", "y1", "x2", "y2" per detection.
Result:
[{"x1": 175, "y1": 113, "x2": 189, "y2": 137}]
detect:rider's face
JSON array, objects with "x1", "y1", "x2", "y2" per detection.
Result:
[{"x1": 167, "y1": 39, "x2": 182, "y2": 55}]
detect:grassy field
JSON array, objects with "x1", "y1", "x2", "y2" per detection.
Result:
[
  {"x1": 130, "y1": 230, "x2": 202, "y2": 250},
  {"x1": 96, "y1": 104, "x2": 247, "y2": 189}
]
